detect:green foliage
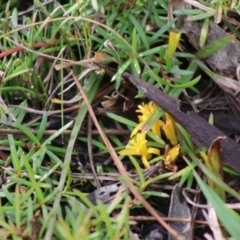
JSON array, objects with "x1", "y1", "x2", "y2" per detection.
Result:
[{"x1": 0, "y1": 0, "x2": 239, "y2": 239}]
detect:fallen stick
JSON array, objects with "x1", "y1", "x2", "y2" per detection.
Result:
[{"x1": 123, "y1": 72, "x2": 240, "y2": 173}]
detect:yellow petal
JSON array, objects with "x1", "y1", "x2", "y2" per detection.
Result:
[
  {"x1": 151, "y1": 120, "x2": 165, "y2": 138},
  {"x1": 136, "y1": 102, "x2": 156, "y2": 117},
  {"x1": 138, "y1": 114, "x2": 148, "y2": 123},
  {"x1": 142, "y1": 155, "x2": 151, "y2": 169},
  {"x1": 51, "y1": 98, "x2": 63, "y2": 104},
  {"x1": 147, "y1": 148, "x2": 160, "y2": 156},
  {"x1": 165, "y1": 145, "x2": 180, "y2": 163},
  {"x1": 165, "y1": 31, "x2": 182, "y2": 58},
  {"x1": 118, "y1": 148, "x2": 139, "y2": 156},
  {"x1": 162, "y1": 113, "x2": 178, "y2": 145},
  {"x1": 131, "y1": 122, "x2": 144, "y2": 138},
  {"x1": 137, "y1": 132, "x2": 147, "y2": 142},
  {"x1": 136, "y1": 103, "x2": 147, "y2": 114}
]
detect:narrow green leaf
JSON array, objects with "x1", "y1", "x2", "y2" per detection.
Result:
[
  {"x1": 22, "y1": 153, "x2": 45, "y2": 203},
  {"x1": 139, "y1": 46, "x2": 164, "y2": 57},
  {"x1": 169, "y1": 75, "x2": 201, "y2": 88},
  {"x1": 26, "y1": 197, "x2": 33, "y2": 232},
  {"x1": 106, "y1": 112, "x2": 136, "y2": 128},
  {"x1": 129, "y1": 156, "x2": 145, "y2": 185},
  {"x1": 132, "y1": 58, "x2": 141, "y2": 75},
  {"x1": 97, "y1": 201, "x2": 113, "y2": 236},
  {"x1": 131, "y1": 28, "x2": 137, "y2": 53},
  {"x1": 15, "y1": 123, "x2": 41, "y2": 146},
  {"x1": 42, "y1": 121, "x2": 73, "y2": 146},
  {"x1": 143, "y1": 172, "x2": 173, "y2": 188},
  {"x1": 2, "y1": 186, "x2": 14, "y2": 205},
  {"x1": 147, "y1": 131, "x2": 166, "y2": 147},
  {"x1": 170, "y1": 68, "x2": 193, "y2": 75},
  {"x1": 8, "y1": 135, "x2": 21, "y2": 174},
  {"x1": 128, "y1": 15, "x2": 149, "y2": 49},
  {"x1": 200, "y1": 18, "x2": 209, "y2": 47},
  {"x1": 14, "y1": 185, "x2": 21, "y2": 229},
  {"x1": 188, "y1": 12, "x2": 215, "y2": 21},
  {"x1": 189, "y1": 160, "x2": 240, "y2": 239},
  {"x1": 111, "y1": 59, "x2": 132, "y2": 90},
  {"x1": 0, "y1": 86, "x2": 40, "y2": 98},
  {"x1": 91, "y1": 0, "x2": 99, "y2": 11},
  {"x1": 194, "y1": 58, "x2": 238, "y2": 90},
  {"x1": 185, "y1": 149, "x2": 240, "y2": 200},
  {"x1": 141, "y1": 106, "x2": 164, "y2": 133},
  {"x1": 78, "y1": 137, "x2": 107, "y2": 151},
  {"x1": 37, "y1": 113, "x2": 47, "y2": 140},
  {"x1": 175, "y1": 123, "x2": 194, "y2": 151},
  {"x1": 196, "y1": 34, "x2": 235, "y2": 59},
  {"x1": 150, "y1": 19, "x2": 176, "y2": 41},
  {"x1": 143, "y1": 191, "x2": 169, "y2": 198},
  {"x1": 173, "y1": 9, "x2": 205, "y2": 15}
]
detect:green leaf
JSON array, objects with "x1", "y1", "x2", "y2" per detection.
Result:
[
  {"x1": 129, "y1": 156, "x2": 145, "y2": 185},
  {"x1": 150, "y1": 19, "x2": 176, "y2": 41},
  {"x1": 42, "y1": 121, "x2": 73, "y2": 146},
  {"x1": 111, "y1": 59, "x2": 132, "y2": 90},
  {"x1": 8, "y1": 135, "x2": 21, "y2": 174},
  {"x1": 173, "y1": 9, "x2": 205, "y2": 15},
  {"x1": 139, "y1": 46, "x2": 164, "y2": 57},
  {"x1": 91, "y1": 0, "x2": 99, "y2": 11},
  {"x1": 22, "y1": 153, "x2": 45, "y2": 203},
  {"x1": 128, "y1": 15, "x2": 149, "y2": 49},
  {"x1": 15, "y1": 122, "x2": 41, "y2": 146},
  {"x1": 106, "y1": 112, "x2": 137, "y2": 128},
  {"x1": 14, "y1": 185, "x2": 21, "y2": 228},
  {"x1": 196, "y1": 34, "x2": 235, "y2": 59},
  {"x1": 131, "y1": 28, "x2": 137, "y2": 53},
  {"x1": 175, "y1": 123, "x2": 194, "y2": 151},
  {"x1": 189, "y1": 160, "x2": 240, "y2": 239},
  {"x1": 143, "y1": 191, "x2": 169, "y2": 198},
  {"x1": 169, "y1": 75, "x2": 201, "y2": 88},
  {"x1": 141, "y1": 106, "x2": 164, "y2": 132},
  {"x1": 37, "y1": 113, "x2": 47, "y2": 140},
  {"x1": 200, "y1": 18, "x2": 209, "y2": 47},
  {"x1": 188, "y1": 12, "x2": 215, "y2": 21},
  {"x1": 194, "y1": 58, "x2": 238, "y2": 91},
  {"x1": 170, "y1": 68, "x2": 193, "y2": 75}
]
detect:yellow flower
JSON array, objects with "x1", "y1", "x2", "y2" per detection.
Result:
[
  {"x1": 119, "y1": 132, "x2": 160, "y2": 169},
  {"x1": 131, "y1": 102, "x2": 164, "y2": 138},
  {"x1": 165, "y1": 31, "x2": 182, "y2": 59},
  {"x1": 165, "y1": 144, "x2": 180, "y2": 163},
  {"x1": 163, "y1": 144, "x2": 180, "y2": 171},
  {"x1": 162, "y1": 113, "x2": 178, "y2": 145},
  {"x1": 137, "y1": 102, "x2": 155, "y2": 120}
]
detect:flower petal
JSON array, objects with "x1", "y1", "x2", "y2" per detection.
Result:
[
  {"x1": 165, "y1": 144, "x2": 180, "y2": 163},
  {"x1": 165, "y1": 31, "x2": 182, "y2": 58},
  {"x1": 137, "y1": 132, "x2": 147, "y2": 142},
  {"x1": 118, "y1": 148, "x2": 139, "y2": 156},
  {"x1": 131, "y1": 122, "x2": 144, "y2": 138},
  {"x1": 162, "y1": 113, "x2": 178, "y2": 145},
  {"x1": 142, "y1": 155, "x2": 151, "y2": 169},
  {"x1": 147, "y1": 148, "x2": 160, "y2": 156},
  {"x1": 151, "y1": 120, "x2": 164, "y2": 138}
]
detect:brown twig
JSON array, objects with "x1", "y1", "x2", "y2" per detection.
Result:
[
  {"x1": 0, "y1": 40, "x2": 58, "y2": 59},
  {"x1": 123, "y1": 72, "x2": 240, "y2": 173},
  {"x1": 129, "y1": 216, "x2": 209, "y2": 225}
]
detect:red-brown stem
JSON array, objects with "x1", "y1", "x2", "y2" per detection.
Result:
[{"x1": 0, "y1": 39, "x2": 58, "y2": 59}]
